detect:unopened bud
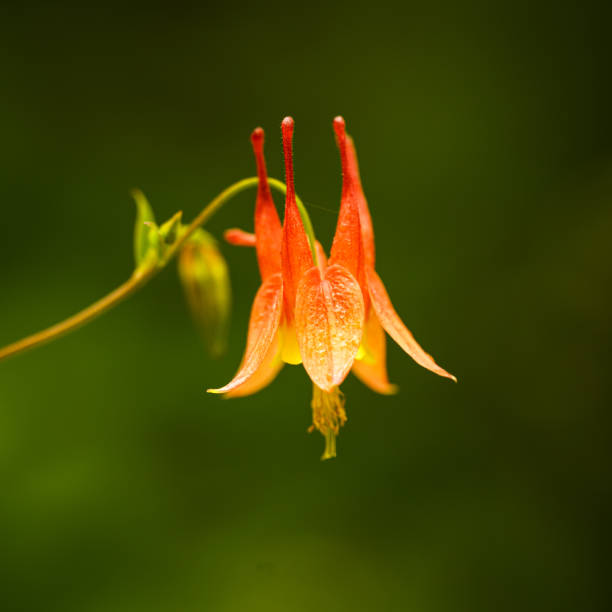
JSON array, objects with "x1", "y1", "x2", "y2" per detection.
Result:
[{"x1": 178, "y1": 229, "x2": 231, "y2": 357}]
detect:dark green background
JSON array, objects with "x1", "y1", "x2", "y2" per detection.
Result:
[{"x1": 1, "y1": 1, "x2": 610, "y2": 610}]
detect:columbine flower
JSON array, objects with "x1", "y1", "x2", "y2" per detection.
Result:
[
  {"x1": 211, "y1": 116, "x2": 455, "y2": 459},
  {"x1": 210, "y1": 118, "x2": 365, "y2": 457}
]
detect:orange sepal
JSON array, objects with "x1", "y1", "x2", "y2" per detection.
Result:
[
  {"x1": 208, "y1": 273, "x2": 284, "y2": 394},
  {"x1": 295, "y1": 264, "x2": 365, "y2": 392},
  {"x1": 225, "y1": 332, "x2": 284, "y2": 398},
  {"x1": 224, "y1": 228, "x2": 256, "y2": 247},
  {"x1": 352, "y1": 310, "x2": 398, "y2": 395},
  {"x1": 367, "y1": 269, "x2": 457, "y2": 382}
]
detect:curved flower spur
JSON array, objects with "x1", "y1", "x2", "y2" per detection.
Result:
[{"x1": 211, "y1": 117, "x2": 456, "y2": 459}]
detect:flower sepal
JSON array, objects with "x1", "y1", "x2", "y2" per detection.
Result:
[
  {"x1": 132, "y1": 188, "x2": 161, "y2": 272},
  {"x1": 131, "y1": 190, "x2": 187, "y2": 273}
]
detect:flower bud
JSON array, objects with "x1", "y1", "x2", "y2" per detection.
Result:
[{"x1": 178, "y1": 229, "x2": 231, "y2": 357}]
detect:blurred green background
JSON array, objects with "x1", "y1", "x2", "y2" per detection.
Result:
[{"x1": 1, "y1": 1, "x2": 610, "y2": 610}]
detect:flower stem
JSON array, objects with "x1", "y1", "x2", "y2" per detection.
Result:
[
  {"x1": 0, "y1": 176, "x2": 316, "y2": 363},
  {"x1": 0, "y1": 264, "x2": 157, "y2": 362}
]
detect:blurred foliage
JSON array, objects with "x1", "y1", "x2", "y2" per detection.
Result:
[{"x1": 0, "y1": 1, "x2": 611, "y2": 611}]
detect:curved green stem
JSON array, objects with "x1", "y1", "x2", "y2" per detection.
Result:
[
  {"x1": 0, "y1": 265, "x2": 157, "y2": 362},
  {"x1": 167, "y1": 177, "x2": 316, "y2": 262},
  {"x1": 0, "y1": 176, "x2": 316, "y2": 363}
]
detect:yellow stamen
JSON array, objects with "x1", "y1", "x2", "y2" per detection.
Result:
[{"x1": 309, "y1": 385, "x2": 347, "y2": 460}]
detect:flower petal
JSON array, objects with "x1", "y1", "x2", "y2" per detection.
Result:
[
  {"x1": 251, "y1": 128, "x2": 282, "y2": 279},
  {"x1": 208, "y1": 273, "x2": 284, "y2": 394},
  {"x1": 280, "y1": 118, "x2": 314, "y2": 317},
  {"x1": 367, "y1": 269, "x2": 457, "y2": 382},
  {"x1": 295, "y1": 264, "x2": 365, "y2": 391},
  {"x1": 225, "y1": 332, "x2": 284, "y2": 398},
  {"x1": 352, "y1": 310, "x2": 398, "y2": 395},
  {"x1": 329, "y1": 117, "x2": 362, "y2": 279}
]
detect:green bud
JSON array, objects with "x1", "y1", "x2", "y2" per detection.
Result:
[
  {"x1": 131, "y1": 188, "x2": 157, "y2": 267},
  {"x1": 178, "y1": 229, "x2": 231, "y2": 358}
]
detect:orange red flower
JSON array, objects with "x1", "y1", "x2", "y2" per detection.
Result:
[{"x1": 211, "y1": 117, "x2": 455, "y2": 458}]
